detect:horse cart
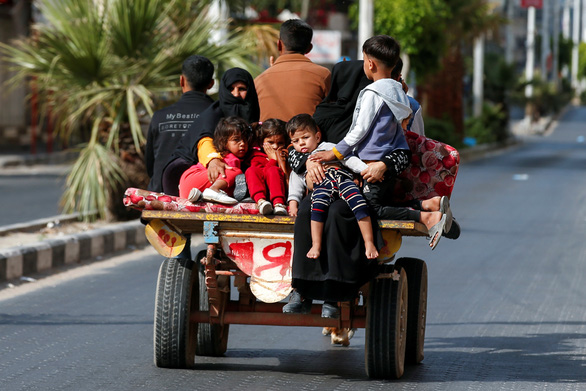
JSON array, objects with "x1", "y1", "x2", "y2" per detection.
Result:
[{"x1": 124, "y1": 131, "x2": 458, "y2": 380}]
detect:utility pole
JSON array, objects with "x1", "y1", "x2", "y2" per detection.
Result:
[
  {"x1": 541, "y1": 0, "x2": 551, "y2": 81},
  {"x1": 209, "y1": 0, "x2": 229, "y2": 44},
  {"x1": 358, "y1": 0, "x2": 373, "y2": 60},
  {"x1": 473, "y1": 35, "x2": 485, "y2": 117},
  {"x1": 583, "y1": 0, "x2": 586, "y2": 41},
  {"x1": 563, "y1": 0, "x2": 571, "y2": 39},
  {"x1": 301, "y1": 0, "x2": 309, "y2": 20},
  {"x1": 571, "y1": 0, "x2": 581, "y2": 93},
  {"x1": 553, "y1": 0, "x2": 561, "y2": 91},
  {"x1": 525, "y1": 6, "x2": 536, "y2": 99},
  {"x1": 506, "y1": 0, "x2": 515, "y2": 64}
]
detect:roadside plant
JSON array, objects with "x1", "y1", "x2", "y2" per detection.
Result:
[
  {"x1": 0, "y1": 0, "x2": 261, "y2": 221},
  {"x1": 464, "y1": 102, "x2": 507, "y2": 145}
]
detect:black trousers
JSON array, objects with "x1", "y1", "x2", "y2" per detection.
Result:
[
  {"x1": 162, "y1": 157, "x2": 192, "y2": 196},
  {"x1": 362, "y1": 176, "x2": 421, "y2": 221},
  {"x1": 292, "y1": 196, "x2": 381, "y2": 302}
]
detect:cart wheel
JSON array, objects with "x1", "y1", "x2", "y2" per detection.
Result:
[
  {"x1": 394, "y1": 258, "x2": 427, "y2": 365},
  {"x1": 153, "y1": 258, "x2": 198, "y2": 368},
  {"x1": 365, "y1": 264, "x2": 408, "y2": 379},
  {"x1": 196, "y1": 268, "x2": 230, "y2": 356}
]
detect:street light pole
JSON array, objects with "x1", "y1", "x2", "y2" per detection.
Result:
[
  {"x1": 553, "y1": 0, "x2": 561, "y2": 91},
  {"x1": 541, "y1": 0, "x2": 551, "y2": 81},
  {"x1": 358, "y1": 0, "x2": 373, "y2": 60},
  {"x1": 506, "y1": 0, "x2": 515, "y2": 64},
  {"x1": 525, "y1": 6, "x2": 536, "y2": 99},
  {"x1": 473, "y1": 35, "x2": 485, "y2": 117},
  {"x1": 571, "y1": 0, "x2": 581, "y2": 93}
]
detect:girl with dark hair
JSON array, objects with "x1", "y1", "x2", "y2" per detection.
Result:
[{"x1": 178, "y1": 116, "x2": 252, "y2": 204}]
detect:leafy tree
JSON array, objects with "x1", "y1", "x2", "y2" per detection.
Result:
[
  {"x1": 349, "y1": 0, "x2": 449, "y2": 79},
  {"x1": 419, "y1": 0, "x2": 503, "y2": 137},
  {"x1": 0, "y1": 0, "x2": 262, "y2": 221},
  {"x1": 578, "y1": 42, "x2": 586, "y2": 80},
  {"x1": 349, "y1": 0, "x2": 503, "y2": 138}
]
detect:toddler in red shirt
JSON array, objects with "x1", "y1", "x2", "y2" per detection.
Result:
[{"x1": 245, "y1": 119, "x2": 289, "y2": 215}]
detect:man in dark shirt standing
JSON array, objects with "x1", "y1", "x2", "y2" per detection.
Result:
[{"x1": 145, "y1": 55, "x2": 215, "y2": 193}]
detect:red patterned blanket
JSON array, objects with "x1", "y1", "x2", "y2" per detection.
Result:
[
  {"x1": 123, "y1": 188, "x2": 260, "y2": 214},
  {"x1": 392, "y1": 131, "x2": 459, "y2": 203}
]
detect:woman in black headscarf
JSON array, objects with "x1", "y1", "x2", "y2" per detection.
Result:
[
  {"x1": 162, "y1": 67, "x2": 259, "y2": 195},
  {"x1": 313, "y1": 60, "x2": 372, "y2": 144}
]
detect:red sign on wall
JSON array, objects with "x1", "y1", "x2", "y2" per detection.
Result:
[{"x1": 521, "y1": 0, "x2": 543, "y2": 8}]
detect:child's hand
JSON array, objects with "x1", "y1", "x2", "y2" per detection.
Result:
[
  {"x1": 207, "y1": 158, "x2": 227, "y2": 183},
  {"x1": 309, "y1": 150, "x2": 335, "y2": 163},
  {"x1": 263, "y1": 142, "x2": 278, "y2": 161},
  {"x1": 288, "y1": 202, "x2": 298, "y2": 216},
  {"x1": 279, "y1": 147, "x2": 288, "y2": 159},
  {"x1": 306, "y1": 159, "x2": 325, "y2": 185}
]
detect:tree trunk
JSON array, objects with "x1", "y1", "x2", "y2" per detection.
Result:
[
  {"x1": 418, "y1": 46, "x2": 465, "y2": 138},
  {"x1": 107, "y1": 126, "x2": 149, "y2": 221}
]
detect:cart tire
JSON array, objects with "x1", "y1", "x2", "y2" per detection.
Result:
[
  {"x1": 154, "y1": 258, "x2": 198, "y2": 368},
  {"x1": 394, "y1": 257, "x2": 427, "y2": 365},
  {"x1": 365, "y1": 264, "x2": 408, "y2": 379},
  {"x1": 196, "y1": 269, "x2": 230, "y2": 356}
]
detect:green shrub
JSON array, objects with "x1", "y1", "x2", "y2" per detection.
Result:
[
  {"x1": 512, "y1": 76, "x2": 572, "y2": 119},
  {"x1": 581, "y1": 90, "x2": 586, "y2": 105},
  {"x1": 464, "y1": 102, "x2": 508, "y2": 145},
  {"x1": 424, "y1": 116, "x2": 463, "y2": 148}
]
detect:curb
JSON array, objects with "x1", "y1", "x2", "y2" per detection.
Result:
[{"x1": 0, "y1": 220, "x2": 147, "y2": 282}]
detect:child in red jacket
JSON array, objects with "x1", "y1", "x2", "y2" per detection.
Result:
[{"x1": 245, "y1": 119, "x2": 289, "y2": 215}]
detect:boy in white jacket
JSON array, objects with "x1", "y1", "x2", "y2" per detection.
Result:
[{"x1": 311, "y1": 35, "x2": 450, "y2": 249}]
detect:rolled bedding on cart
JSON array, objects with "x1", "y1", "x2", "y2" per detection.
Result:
[
  {"x1": 123, "y1": 188, "x2": 262, "y2": 214},
  {"x1": 390, "y1": 130, "x2": 460, "y2": 203}
]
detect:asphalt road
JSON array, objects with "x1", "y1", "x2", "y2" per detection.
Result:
[
  {"x1": 1, "y1": 107, "x2": 586, "y2": 390},
  {"x1": 0, "y1": 165, "x2": 66, "y2": 226}
]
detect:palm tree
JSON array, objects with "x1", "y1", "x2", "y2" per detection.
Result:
[{"x1": 0, "y1": 0, "x2": 265, "y2": 221}]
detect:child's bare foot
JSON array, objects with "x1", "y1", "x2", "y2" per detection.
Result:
[
  {"x1": 421, "y1": 211, "x2": 442, "y2": 230},
  {"x1": 365, "y1": 241, "x2": 379, "y2": 259},
  {"x1": 421, "y1": 196, "x2": 441, "y2": 211},
  {"x1": 307, "y1": 245, "x2": 321, "y2": 259}
]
